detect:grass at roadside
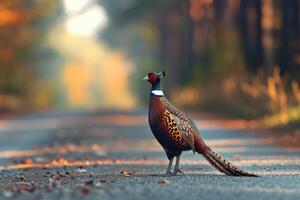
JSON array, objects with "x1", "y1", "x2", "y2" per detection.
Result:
[{"x1": 173, "y1": 67, "x2": 300, "y2": 139}]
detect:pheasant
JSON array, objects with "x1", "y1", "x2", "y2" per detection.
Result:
[{"x1": 143, "y1": 71, "x2": 257, "y2": 177}]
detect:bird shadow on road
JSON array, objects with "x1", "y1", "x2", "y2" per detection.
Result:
[{"x1": 127, "y1": 172, "x2": 223, "y2": 178}]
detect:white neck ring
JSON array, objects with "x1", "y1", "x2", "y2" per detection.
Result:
[{"x1": 151, "y1": 90, "x2": 164, "y2": 96}]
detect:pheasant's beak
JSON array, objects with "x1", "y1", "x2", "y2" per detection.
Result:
[{"x1": 143, "y1": 75, "x2": 149, "y2": 81}]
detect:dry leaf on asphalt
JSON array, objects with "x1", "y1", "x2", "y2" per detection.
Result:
[
  {"x1": 158, "y1": 179, "x2": 170, "y2": 184},
  {"x1": 120, "y1": 171, "x2": 133, "y2": 177}
]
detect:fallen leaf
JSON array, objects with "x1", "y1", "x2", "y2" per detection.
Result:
[
  {"x1": 120, "y1": 171, "x2": 133, "y2": 177},
  {"x1": 158, "y1": 179, "x2": 170, "y2": 184},
  {"x1": 20, "y1": 158, "x2": 33, "y2": 165},
  {"x1": 45, "y1": 185, "x2": 53, "y2": 193},
  {"x1": 13, "y1": 183, "x2": 36, "y2": 193},
  {"x1": 80, "y1": 186, "x2": 91, "y2": 195},
  {"x1": 16, "y1": 175, "x2": 25, "y2": 181},
  {"x1": 75, "y1": 168, "x2": 88, "y2": 173}
]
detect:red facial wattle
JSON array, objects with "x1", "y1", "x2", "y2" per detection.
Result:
[{"x1": 148, "y1": 74, "x2": 158, "y2": 84}]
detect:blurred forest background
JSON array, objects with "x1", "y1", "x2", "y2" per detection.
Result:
[{"x1": 0, "y1": 0, "x2": 299, "y2": 129}]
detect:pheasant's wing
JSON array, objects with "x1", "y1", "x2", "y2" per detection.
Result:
[{"x1": 170, "y1": 112, "x2": 196, "y2": 153}]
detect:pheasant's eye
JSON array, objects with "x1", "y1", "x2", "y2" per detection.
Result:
[{"x1": 148, "y1": 73, "x2": 157, "y2": 83}]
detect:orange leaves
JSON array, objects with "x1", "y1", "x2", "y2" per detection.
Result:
[
  {"x1": 48, "y1": 158, "x2": 71, "y2": 167},
  {"x1": 62, "y1": 63, "x2": 94, "y2": 107},
  {"x1": 190, "y1": 0, "x2": 213, "y2": 21},
  {"x1": 0, "y1": 8, "x2": 22, "y2": 27},
  {"x1": 0, "y1": 49, "x2": 13, "y2": 62},
  {"x1": 0, "y1": 144, "x2": 106, "y2": 159},
  {"x1": 0, "y1": 0, "x2": 60, "y2": 28}
]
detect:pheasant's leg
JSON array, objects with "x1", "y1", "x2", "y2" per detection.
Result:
[
  {"x1": 166, "y1": 158, "x2": 174, "y2": 174},
  {"x1": 173, "y1": 154, "x2": 181, "y2": 175}
]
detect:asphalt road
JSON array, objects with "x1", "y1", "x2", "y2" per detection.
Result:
[{"x1": 0, "y1": 109, "x2": 299, "y2": 200}]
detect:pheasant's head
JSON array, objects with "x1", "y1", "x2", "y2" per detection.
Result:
[{"x1": 143, "y1": 71, "x2": 165, "y2": 85}]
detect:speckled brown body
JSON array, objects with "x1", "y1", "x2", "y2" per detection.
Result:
[{"x1": 149, "y1": 95, "x2": 208, "y2": 159}]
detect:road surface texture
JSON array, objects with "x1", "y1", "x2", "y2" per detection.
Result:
[{"x1": 0, "y1": 109, "x2": 299, "y2": 200}]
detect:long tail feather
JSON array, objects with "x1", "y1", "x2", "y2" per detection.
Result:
[{"x1": 202, "y1": 149, "x2": 258, "y2": 177}]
